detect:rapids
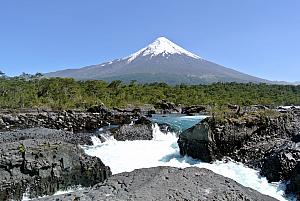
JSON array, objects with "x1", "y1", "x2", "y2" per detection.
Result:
[{"x1": 83, "y1": 115, "x2": 293, "y2": 201}]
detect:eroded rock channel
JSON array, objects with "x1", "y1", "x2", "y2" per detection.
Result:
[
  {"x1": 0, "y1": 105, "x2": 298, "y2": 200},
  {"x1": 178, "y1": 106, "x2": 300, "y2": 199}
]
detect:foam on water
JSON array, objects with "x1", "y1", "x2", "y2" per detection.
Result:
[
  {"x1": 84, "y1": 117, "x2": 294, "y2": 201},
  {"x1": 22, "y1": 187, "x2": 83, "y2": 201}
]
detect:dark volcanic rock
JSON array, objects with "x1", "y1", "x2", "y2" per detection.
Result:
[
  {"x1": 157, "y1": 122, "x2": 178, "y2": 134},
  {"x1": 155, "y1": 100, "x2": 180, "y2": 114},
  {"x1": 87, "y1": 104, "x2": 110, "y2": 114},
  {"x1": 98, "y1": 116, "x2": 154, "y2": 141},
  {"x1": 0, "y1": 111, "x2": 107, "y2": 132},
  {"x1": 0, "y1": 109, "x2": 145, "y2": 132},
  {"x1": 178, "y1": 111, "x2": 300, "y2": 167},
  {"x1": 0, "y1": 128, "x2": 94, "y2": 145},
  {"x1": 0, "y1": 130, "x2": 112, "y2": 201},
  {"x1": 178, "y1": 119, "x2": 217, "y2": 162},
  {"x1": 178, "y1": 109, "x2": 300, "y2": 196},
  {"x1": 0, "y1": 109, "x2": 155, "y2": 200},
  {"x1": 261, "y1": 142, "x2": 300, "y2": 182},
  {"x1": 287, "y1": 162, "x2": 300, "y2": 199},
  {"x1": 112, "y1": 123, "x2": 153, "y2": 141},
  {"x1": 37, "y1": 166, "x2": 276, "y2": 201},
  {"x1": 182, "y1": 105, "x2": 206, "y2": 115}
]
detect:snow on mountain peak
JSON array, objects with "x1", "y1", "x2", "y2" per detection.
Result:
[{"x1": 125, "y1": 37, "x2": 201, "y2": 63}]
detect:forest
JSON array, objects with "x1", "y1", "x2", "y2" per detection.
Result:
[{"x1": 0, "y1": 76, "x2": 299, "y2": 110}]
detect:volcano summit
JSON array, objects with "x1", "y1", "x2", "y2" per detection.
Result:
[{"x1": 46, "y1": 37, "x2": 268, "y2": 84}]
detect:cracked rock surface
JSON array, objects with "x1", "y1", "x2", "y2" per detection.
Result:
[
  {"x1": 0, "y1": 129, "x2": 111, "y2": 201},
  {"x1": 178, "y1": 109, "x2": 300, "y2": 198},
  {"x1": 37, "y1": 166, "x2": 276, "y2": 201}
]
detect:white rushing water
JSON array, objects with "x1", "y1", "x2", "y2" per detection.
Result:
[
  {"x1": 22, "y1": 187, "x2": 83, "y2": 201},
  {"x1": 83, "y1": 116, "x2": 294, "y2": 201}
]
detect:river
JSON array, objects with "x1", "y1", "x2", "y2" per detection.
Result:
[{"x1": 83, "y1": 114, "x2": 292, "y2": 201}]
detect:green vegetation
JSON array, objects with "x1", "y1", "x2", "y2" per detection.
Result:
[
  {"x1": 0, "y1": 77, "x2": 300, "y2": 110},
  {"x1": 18, "y1": 144, "x2": 25, "y2": 152}
]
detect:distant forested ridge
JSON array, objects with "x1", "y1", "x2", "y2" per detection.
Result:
[{"x1": 0, "y1": 77, "x2": 299, "y2": 110}]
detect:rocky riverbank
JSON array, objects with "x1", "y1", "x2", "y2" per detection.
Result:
[
  {"x1": 0, "y1": 104, "x2": 292, "y2": 200},
  {"x1": 0, "y1": 109, "x2": 133, "y2": 132},
  {"x1": 0, "y1": 105, "x2": 158, "y2": 200},
  {"x1": 0, "y1": 128, "x2": 112, "y2": 201},
  {"x1": 0, "y1": 101, "x2": 210, "y2": 132},
  {"x1": 178, "y1": 106, "x2": 300, "y2": 198},
  {"x1": 36, "y1": 166, "x2": 276, "y2": 201}
]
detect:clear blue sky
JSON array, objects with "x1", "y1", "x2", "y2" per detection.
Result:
[{"x1": 1, "y1": 0, "x2": 300, "y2": 82}]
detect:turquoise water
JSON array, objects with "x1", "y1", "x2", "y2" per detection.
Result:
[
  {"x1": 150, "y1": 114, "x2": 207, "y2": 133},
  {"x1": 82, "y1": 114, "x2": 292, "y2": 201},
  {"x1": 23, "y1": 114, "x2": 292, "y2": 201}
]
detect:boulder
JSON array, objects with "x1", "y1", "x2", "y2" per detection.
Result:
[
  {"x1": 178, "y1": 119, "x2": 219, "y2": 162},
  {"x1": 0, "y1": 118, "x2": 6, "y2": 128},
  {"x1": 2, "y1": 114, "x2": 19, "y2": 124},
  {"x1": 178, "y1": 109, "x2": 300, "y2": 196},
  {"x1": 178, "y1": 116, "x2": 259, "y2": 163},
  {"x1": 181, "y1": 105, "x2": 206, "y2": 115},
  {"x1": 112, "y1": 123, "x2": 153, "y2": 141},
  {"x1": 0, "y1": 127, "x2": 112, "y2": 201},
  {"x1": 157, "y1": 122, "x2": 178, "y2": 134},
  {"x1": 86, "y1": 104, "x2": 110, "y2": 114},
  {"x1": 261, "y1": 142, "x2": 300, "y2": 182},
  {"x1": 178, "y1": 111, "x2": 300, "y2": 164},
  {"x1": 36, "y1": 166, "x2": 276, "y2": 201},
  {"x1": 146, "y1": 109, "x2": 156, "y2": 117},
  {"x1": 97, "y1": 116, "x2": 154, "y2": 141},
  {"x1": 155, "y1": 100, "x2": 179, "y2": 114},
  {"x1": 0, "y1": 139, "x2": 111, "y2": 201},
  {"x1": 287, "y1": 162, "x2": 300, "y2": 200}
]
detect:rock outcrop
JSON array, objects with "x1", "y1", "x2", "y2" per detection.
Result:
[
  {"x1": 155, "y1": 100, "x2": 180, "y2": 114},
  {"x1": 178, "y1": 107, "x2": 300, "y2": 197},
  {"x1": 287, "y1": 162, "x2": 300, "y2": 199},
  {"x1": 37, "y1": 166, "x2": 276, "y2": 201},
  {"x1": 0, "y1": 109, "x2": 144, "y2": 132},
  {"x1": 91, "y1": 116, "x2": 154, "y2": 142},
  {"x1": 0, "y1": 128, "x2": 94, "y2": 145},
  {"x1": 112, "y1": 123, "x2": 153, "y2": 141},
  {"x1": 110, "y1": 116, "x2": 153, "y2": 141},
  {"x1": 261, "y1": 141, "x2": 300, "y2": 182},
  {"x1": 0, "y1": 129, "x2": 112, "y2": 201},
  {"x1": 181, "y1": 105, "x2": 207, "y2": 115}
]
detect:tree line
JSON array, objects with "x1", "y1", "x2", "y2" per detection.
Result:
[{"x1": 0, "y1": 77, "x2": 299, "y2": 110}]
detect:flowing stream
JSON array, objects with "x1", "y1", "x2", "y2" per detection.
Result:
[
  {"x1": 22, "y1": 114, "x2": 294, "y2": 200},
  {"x1": 83, "y1": 115, "x2": 293, "y2": 201}
]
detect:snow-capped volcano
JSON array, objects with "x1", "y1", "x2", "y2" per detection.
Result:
[
  {"x1": 46, "y1": 37, "x2": 268, "y2": 84},
  {"x1": 125, "y1": 37, "x2": 201, "y2": 63}
]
